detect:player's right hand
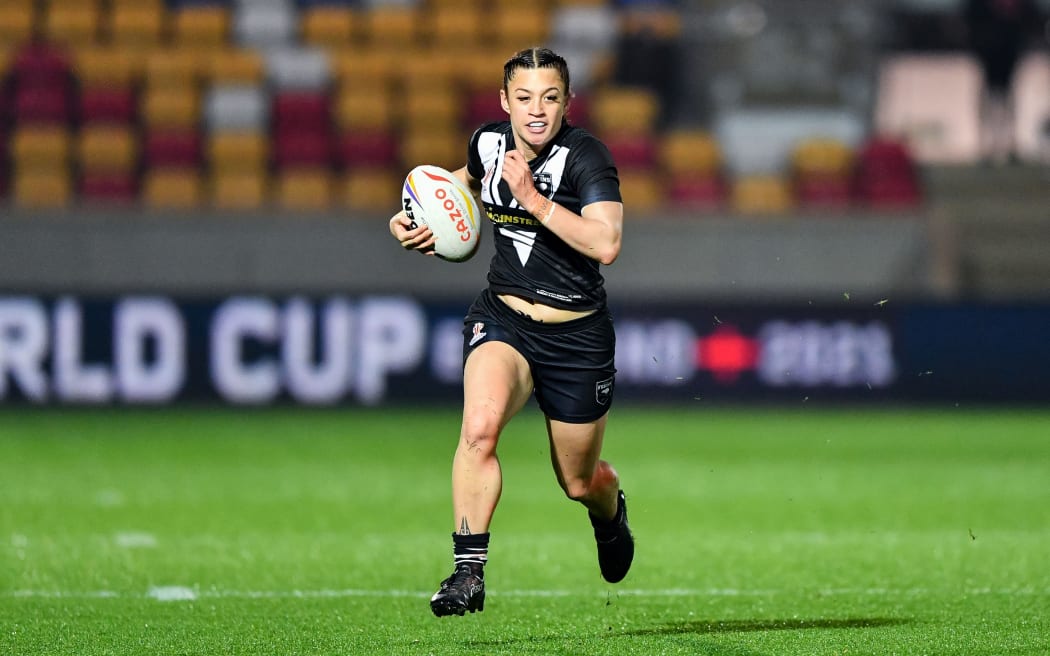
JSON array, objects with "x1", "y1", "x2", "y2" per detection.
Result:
[{"x1": 389, "y1": 210, "x2": 436, "y2": 254}]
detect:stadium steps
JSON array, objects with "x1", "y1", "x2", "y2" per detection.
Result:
[{"x1": 925, "y1": 165, "x2": 1050, "y2": 300}]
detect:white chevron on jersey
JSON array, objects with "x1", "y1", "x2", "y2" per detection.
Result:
[
  {"x1": 499, "y1": 227, "x2": 537, "y2": 266},
  {"x1": 536, "y1": 145, "x2": 569, "y2": 197},
  {"x1": 477, "y1": 132, "x2": 507, "y2": 206}
]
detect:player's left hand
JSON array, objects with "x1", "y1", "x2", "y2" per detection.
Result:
[{"x1": 502, "y1": 151, "x2": 539, "y2": 211}]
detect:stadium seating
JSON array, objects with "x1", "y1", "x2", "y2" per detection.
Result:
[{"x1": 0, "y1": 1, "x2": 937, "y2": 214}]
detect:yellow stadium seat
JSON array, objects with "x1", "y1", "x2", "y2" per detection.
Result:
[
  {"x1": 590, "y1": 86, "x2": 660, "y2": 137},
  {"x1": 14, "y1": 169, "x2": 72, "y2": 209},
  {"x1": 617, "y1": 170, "x2": 663, "y2": 212},
  {"x1": 459, "y1": 47, "x2": 508, "y2": 91},
  {"x1": 171, "y1": 5, "x2": 228, "y2": 50},
  {"x1": 790, "y1": 137, "x2": 854, "y2": 177},
  {"x1": 211, "y1": 170, "x2": 267, "y2": 210},
  {"x1": 342, "y1": 168, "x2": 399, "y2": 212},
  {"x1": 12, "y1": 126, "x2": 71, "y2": 168},
  {"x1": 143, "y1": 168, "x2": 203, "y2": 209},
  {"x1": 75, "y1": 47, "x2": 139, "y2": 88},
  {"x1": 208, "y1": 132, "x2": 269, "y2": 172},
  {"x1": 302, "y1": 6, "x2": 357, "y2": 50},
  {"x1": 141, "y1": 86, "x2": 199, "y2": 129},
  {"x1": 44, "y1": 4, "x2": 99, "y2": 47},
  {"x1": 207, "y1": 48, "x2": 264, "y2": 84},
  {"x1": 490, "y1": 8, "x2": 549, "y2": 50},
  {"x1": 111, "y1": 0, "x2": 162, "y2": 8},
  {"x1": 731, "y1": 175, "x2": 795, "y2": 215},
  {"x1": 399, "y1": 128, "x2": 464, "y2": 171},
  {"x1": 659, "y1": 129, "x2": 723, "y2": 176},
  {"x1": 277, "y1": 168, "x2": 333, "y2": 211},
  {"x1": 332, "y1": 47, "x2": 398, "y2": 92},
  {"x1": 401, "y1": 86, "x2": 461, "y2": 131},
  {"x1": 78, "y1": 125, "x2": 137, "y2": 173},
  {"x1": 427, "y1": 6, "x2": 484, "y2": 48},
  {"x1": 334, "y1": 87, "x2": 396, "y2": 132},
  {"x1": 361, "y1": 7, "x2": 420, "y2": 48},
  {"x1": 107, "y1": 4, "x2": 165, "y2": 51},
  {"x1": 428, "y1": 0, "x2": 482, "y2": 8},
  {"x1": 0, "y1": 6, "x2": 33, "y2": 45},
  {"x1": 144, "y1": 49, "x2": 202, "y2": 88},
  {"x1": 399, "y1": 50, "x2": 460, "y2": 90}
]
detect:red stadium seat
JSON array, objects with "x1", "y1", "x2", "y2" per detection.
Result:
[
  {"x1": 667, "y1": 174, "x2": 727, "y2": 212},
  {"x1": 144, "y1": 130, "x2": 202, "y2": 167},
  {"x1": 14, "y1": 85, "x2": 72, "y2": 123},
  {"x1": 336, "y1": 130, "x2": 398, "y2": 169},
  {"x1": 273, "y1": 92, "x2": 330, "y2": 131},
  {"x1": 795, "y1": 175, "x2": 853, "y2": 210},
  {"x1": 463, "y1": 90, "x2": 504, "y2": 130},
  {"x1": 12, "y1": 43, "x2": 71, "y2": 83},
  {"x1": 854, "y1": 138, "x2": 922, "y2": 209},
  {"x1": 80, "y1": 172, "x2": 138, "y2": 203},
  {"x1": 79, "y1": 87, "x2": 137, "y2": 124},
  {"x1": 603, "y1": 134, "x2": 657, "y2": 170},
  {"x1": 274, "y1": 129, "x2": 331, "y2": 168}
]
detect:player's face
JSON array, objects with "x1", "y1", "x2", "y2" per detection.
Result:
[{"x1": 500, "y1": 67, "x2": 568, "y2": 159}]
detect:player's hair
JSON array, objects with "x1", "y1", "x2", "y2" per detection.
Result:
[{"x1": 502, "y1": 47, "x2": 571, "y2": 97}]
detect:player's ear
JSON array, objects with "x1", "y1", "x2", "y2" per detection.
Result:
[{"x1": 500, "y1": 89, "x2": 510, "y2": 115}]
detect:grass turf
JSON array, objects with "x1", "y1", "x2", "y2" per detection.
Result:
[{"x1": 0, "y1": 406, "x2": 1047, "y2": 655}]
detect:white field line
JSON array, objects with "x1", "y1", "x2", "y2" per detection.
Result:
[{"x1": 6, "y1": 587, "x2": 1050, "y2": 601}]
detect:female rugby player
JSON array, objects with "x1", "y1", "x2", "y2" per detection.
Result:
[{"x1": 389, "y1": 47, "x2": 633, "y2": 617}]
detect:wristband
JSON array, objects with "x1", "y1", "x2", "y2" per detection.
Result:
[{"x1": 540, "y1": 200, "x2": 556, "y2": 225}]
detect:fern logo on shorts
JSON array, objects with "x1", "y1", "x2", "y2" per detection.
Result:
[
  {"x1": 469, "y1": 322, "x2": 487, "y2": 347},
  {"x1": 595, "y1": 377, "x2": 614, "y2": 405}
]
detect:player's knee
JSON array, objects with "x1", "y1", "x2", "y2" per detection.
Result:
[
  {"x1": 562, "y1": 463, "x2": 617, "y2": 502},
  {"x1": 459, "y1": 410, "x2": 500, "y2": 457},
  {"x1": 561, "y1": 475, "x2": 595, "y2": 502}
]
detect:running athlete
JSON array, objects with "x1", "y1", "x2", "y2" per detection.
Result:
[{"x1": 388, "y1": 47, "x2": 634, "y2": 617}]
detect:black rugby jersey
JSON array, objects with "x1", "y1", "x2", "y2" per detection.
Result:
[{"x1": 466, "y1": 121, "x2": 621, "y2": 311}]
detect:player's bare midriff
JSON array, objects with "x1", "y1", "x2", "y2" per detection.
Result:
[{"x1": 497, "y1": 294, "x2": 596, "y2": 324}]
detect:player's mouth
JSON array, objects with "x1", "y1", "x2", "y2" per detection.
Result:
[{"x1": 525, "y1": 120, "x2": 548, "y2": 135}]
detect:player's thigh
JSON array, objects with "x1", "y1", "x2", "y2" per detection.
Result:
[
  {"x1": 546, "y1": 414, "x2": 608, "y2": 483},
  {"x1": 462, "y1": 341, "x2": 533, "y2": 437}
]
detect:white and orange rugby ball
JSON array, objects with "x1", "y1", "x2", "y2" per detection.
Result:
[{"x1": 401, "y1": 165, "x2": 482, "y2": 262}]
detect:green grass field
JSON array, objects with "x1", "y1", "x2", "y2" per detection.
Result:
[{"x1": 1, "y1": 406, "x2": 1048, "y2": 656}]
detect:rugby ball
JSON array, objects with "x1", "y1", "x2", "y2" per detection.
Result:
[{"x1": 401, "y1": 165, "x2": 482, "y2": 262}]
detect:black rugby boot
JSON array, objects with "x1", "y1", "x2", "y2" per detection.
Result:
[
  {"x1": 430, "y1": 564, "x2": 485, "y2": 617},
  {"x1": 590, "y1": 490, "x2": 634, "y2": 583}
]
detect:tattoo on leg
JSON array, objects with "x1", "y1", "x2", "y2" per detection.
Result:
[{"x1": 458, "y1": 517, "x2": 471, "y2": 535}]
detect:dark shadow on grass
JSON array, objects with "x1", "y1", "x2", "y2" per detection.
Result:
[
  {"x1": 623, "y1": 616, "x2": 912, "y2": 636},
  {"x1": 456, "y1": 617, "x2": 912, "y2": 650}
]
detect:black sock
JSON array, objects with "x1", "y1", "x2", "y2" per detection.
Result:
[
  {"x1": 590, "y1": 493, "x2": 624, "y2": 532},
  {"x1": 452, "y1": 532, "x2": 489, "y2": 573}
]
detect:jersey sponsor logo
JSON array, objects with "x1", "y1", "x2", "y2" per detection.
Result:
[
  {"x1": 468, "y1": 322, "x2": 487, "y2": 347},
  {"x1": 499, "y1": 227, "x2": 537, "y2": 266},
  {"x1": 595, "y1": 376, "x2": 614, "y2": 405}
]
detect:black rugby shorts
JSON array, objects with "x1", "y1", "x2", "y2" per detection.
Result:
[{"x1": 462, "y1": 288, "x2": 616, "y2": 423}]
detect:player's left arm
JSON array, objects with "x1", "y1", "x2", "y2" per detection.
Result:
[
  {"x1": 544, "y1": 199, "x2": 622, "y2": 266},
  {"x1": 502, "y1": 150, "x2": 623, "y2": 265}
]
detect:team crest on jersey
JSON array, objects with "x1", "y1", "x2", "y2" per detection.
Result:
[{"x1": 595, "y1": 376, "x2": 614, "y2": 405}]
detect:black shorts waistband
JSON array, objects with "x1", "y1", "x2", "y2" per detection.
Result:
[{"x1": 475, "y1": 288, "x2": 609, "y2": 335}]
